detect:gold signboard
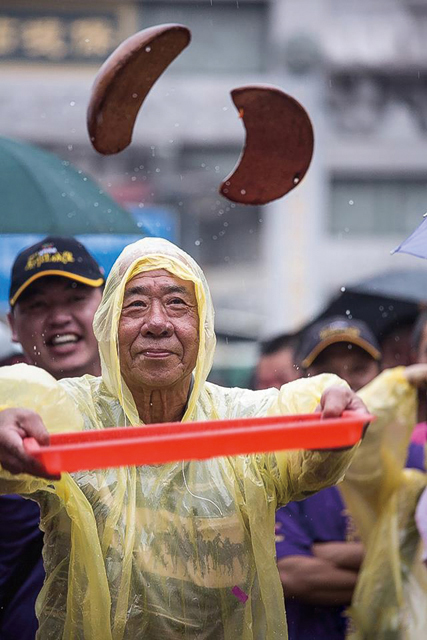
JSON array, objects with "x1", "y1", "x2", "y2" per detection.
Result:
[{"x1": 0, "y1": 10, "x2": 120, "y2": 62}]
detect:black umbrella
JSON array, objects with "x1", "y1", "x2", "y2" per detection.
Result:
[{"x1": 318, "y1": 269, "x2": 427, "y2": 339}]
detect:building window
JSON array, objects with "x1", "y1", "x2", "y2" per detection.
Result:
[
  {"x1": 138, "y1": 1, "x2": 269, "y2": 73},
  {"x1": 329, "y1": 175, "x2": 427, "y2": 235}
]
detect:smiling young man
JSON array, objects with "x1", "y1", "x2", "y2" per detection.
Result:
[
  {"x1": 0, "y1": 236, "x2": 104, "y2": 640},
  {"x1": 8, "y1": 236, "x2": 104, "y2": 379}
]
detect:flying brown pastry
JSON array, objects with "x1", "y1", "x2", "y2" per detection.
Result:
[
  {"x1": 88, "y1": 24, "x2": 191, "y2": 155},
  {"x1": 220, "y1": 86, "x2": 314, "y2": 205}
]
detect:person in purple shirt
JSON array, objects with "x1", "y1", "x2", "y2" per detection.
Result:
[
  {"x1": 275, "y1": 444, "x2": 424, "y2": 640},
  {"x1": 0, "y1": 237, "x2": 104, "y2": 639},
  {"x1": 271, "y1": 317, "x2": 425, "y2": 640}
]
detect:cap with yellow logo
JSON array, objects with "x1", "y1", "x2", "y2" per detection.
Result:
[
  {"x1": 296, "y1": 316, "x2": 381, "y2": 369},
  {"x1": 9, "y1": 236, "x2": 104, "y2": 307}
]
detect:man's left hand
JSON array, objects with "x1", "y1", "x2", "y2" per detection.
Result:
[{"x1": 318, "y1": 385, "x2": 368, "y2": 419}]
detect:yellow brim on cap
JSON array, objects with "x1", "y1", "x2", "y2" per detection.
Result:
[
  {"x1": 10, "y1": 270, "x2": 104, "y2": 307},
  {"x1": 301, "y1": 333, "x2": 381, "y2": 369}
]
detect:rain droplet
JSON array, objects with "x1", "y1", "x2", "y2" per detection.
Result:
[
  {"x1": 340, "y1": 286, "x2": 346, "y2": 292},
  {"x1": 349, "y1": 200, "x2": 354, "y2": 205},
  {"x1": 293, "y1": 176, "x2": 300, "y2": 184},
  {"x1": 222, "y1": 106, "x2": 228, "y2": 111},
  {"x1": 240, "y1": 189, "x2": 246, "y2": 195},
  {"x1": 70, "y1": 101, "x2": 76, "y2": 107},
  {"x1": 195, "y1": 239, "x2": 201, "y2": 246},
  {"x1": 145, "y1": 46, "x2": 151, "y2": 52},
  {"x1": 132, "y1": 93, "x2": 138, "y2": 99}
]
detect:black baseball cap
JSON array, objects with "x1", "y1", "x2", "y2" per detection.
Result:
[
  {"x1": 9, "y1": 236, "x2": 105, "y2": 307},
  {"x1": 296, "y1": 316, "x2": 381, "y2": 369}
]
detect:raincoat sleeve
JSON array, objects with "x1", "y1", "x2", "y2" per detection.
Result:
[
  {"x1": 0, "y1": 363, "x2": 83, "y2": 495},
  {"x1": 337, "y1": 367, "x2": 427, "y2": 640},
  {"x1": 339, "y1": 366, "x2": 419, "y2": 541},
  {"x1": 264, "y1": 374, "x2": 361, "y2": 505}
]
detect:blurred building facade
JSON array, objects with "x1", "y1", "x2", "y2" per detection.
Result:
[{"x1": 1, "y1": 0, "x2": 427, "y2": 354}]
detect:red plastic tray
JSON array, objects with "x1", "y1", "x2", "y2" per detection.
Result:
[{"x1": 23, "y1": 411, "x2": 371, "y2": 475}]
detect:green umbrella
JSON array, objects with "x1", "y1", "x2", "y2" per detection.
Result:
[{"x1": 0, "y1": 136, "x2": 146, "y2": 235}]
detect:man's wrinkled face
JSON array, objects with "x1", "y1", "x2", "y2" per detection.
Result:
[
  {"x1": 306, "y1": 342, "x2": 380, "y2": 392},
  {"x1": 118, "y1": 269, "x2": 199, "y2": 391},
  {"x1": 9, "y1": 276, "x2": 102, "y2": 380}
]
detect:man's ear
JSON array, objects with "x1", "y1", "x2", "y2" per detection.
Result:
[{"x1": 7, "y1": 310, "x2": 19, "y2": 343}]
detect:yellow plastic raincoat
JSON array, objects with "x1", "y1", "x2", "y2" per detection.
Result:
[
  {"x1": 0, "y1": 238, "x2": 359, "y2": 640},
  {"x1": 340, "y1": 368, "x2": 427, "y2": 639}
]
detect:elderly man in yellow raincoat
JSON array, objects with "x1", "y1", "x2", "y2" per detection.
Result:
[{"x1": 0, "y1": 238, "x2": 369, "y2": 640}]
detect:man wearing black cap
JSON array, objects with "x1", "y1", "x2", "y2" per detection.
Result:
[
  {"x1": 296, "y1": 316, "x2": 382, "y2": 393},
  {"x1": 8, "y1": 236, "x2": 104, "y2": 379},
  {"x1": 274, "y1": 316, "x2": 425, "y2": 640},
  {"x1": 0, "y1": 237, "x2": 104, "y2": 640}
]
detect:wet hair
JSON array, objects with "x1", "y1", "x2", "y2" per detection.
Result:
[{"x1": 259, "y1": 332, "x2": 298, "y2": 357}]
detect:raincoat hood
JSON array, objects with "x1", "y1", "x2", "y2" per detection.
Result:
[{"x1": 93, "y1": 237, "x2": 216, "y2": 424}]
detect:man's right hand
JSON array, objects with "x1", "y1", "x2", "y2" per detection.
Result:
[{"x1": 0, "y1": 408, "x2": 59, "y2": 480}]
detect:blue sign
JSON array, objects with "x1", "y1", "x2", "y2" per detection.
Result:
[
  {"x1": 128, "y1": 205, "x2": 179, "y2": 243},
  {"x1": 0, "y1": 207, "x2": 179, "y2": 312}
]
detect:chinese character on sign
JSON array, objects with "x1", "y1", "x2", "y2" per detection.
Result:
[
  {"x1": 70, "y1": 18, "x2": 115, "y2": 57},
  {"x1": 0, "y1": 17, "x2": 18, "y2": 55},
  {"x1": 21, "y1": 18, "x2": 67, "y2": 60}
]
